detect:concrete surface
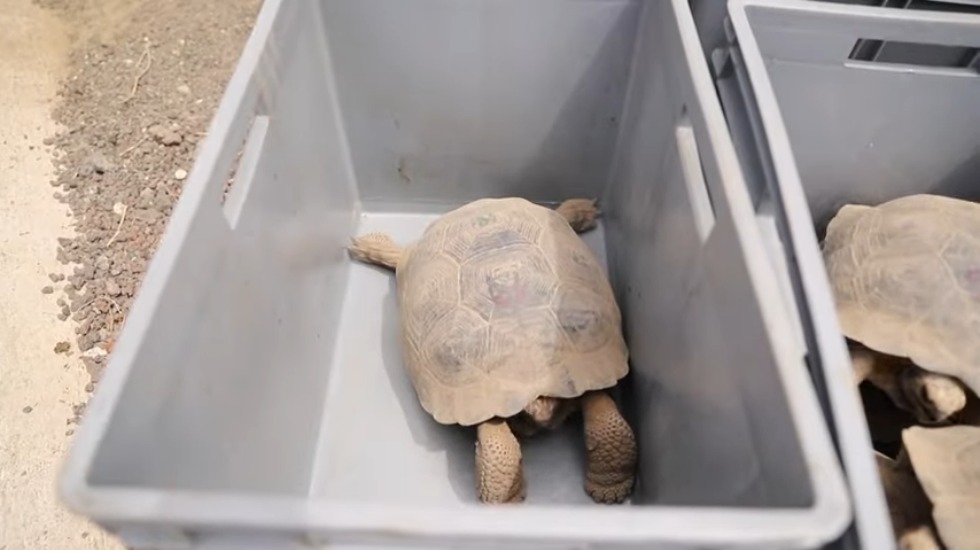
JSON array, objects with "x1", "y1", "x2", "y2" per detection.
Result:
[{"x1": 0, "y1": 2, "x2": 121, "y2": 548}]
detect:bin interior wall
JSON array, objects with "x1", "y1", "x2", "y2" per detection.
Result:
[
  {"x1": 744, "y1": 5, "x2": 980, "y2": 233},
  {"x1": 87, "y1": 0, "x2": 812, "y2": 510}
]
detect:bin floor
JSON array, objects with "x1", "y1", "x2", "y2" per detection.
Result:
[{"x1": 310, "y1": 210, "x2": 620, "y2": 506}]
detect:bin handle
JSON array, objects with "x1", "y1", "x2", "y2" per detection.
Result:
[
  {"x1": 220, "y1": 115, "x2": 270, "y2": 228},
  {"x1": 675, "y1": 109, "x2": 717, "y2": 244}
]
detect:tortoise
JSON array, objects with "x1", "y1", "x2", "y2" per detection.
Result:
[
  {"x1": 347, "y1": 197, "x2": 637, "y2": 504},
  {"x1": 823, "y1": 194, "x2": 980, "y2": 425},
  {"x1": 901, "y1": 425, "x2": 980, "y2": 549}
]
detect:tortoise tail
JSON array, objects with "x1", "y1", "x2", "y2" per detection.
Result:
[
  {"x1": 556, "y1": 198, "x2": 600, "y2": 233},
  {"x1": 349, "y1": 232, "x2": 403, "y2": 270}
]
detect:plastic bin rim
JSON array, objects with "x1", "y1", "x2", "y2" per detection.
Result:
[
  {"x1": 57, "y1": 484, "x2": 850, "y2": 546},
  {"x1": 729, "y1": 0, "x2": 980, "y2": 25}
]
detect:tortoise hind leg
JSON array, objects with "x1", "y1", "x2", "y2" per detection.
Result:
[
  {"x1": 475, "y1": 419, "x2": 525, "y2": 503},
  {"x1": 581, "y1": 391, "x2": 636, "y2": 504},
  {"x1": 556, "y1": 198, "x2": 600, "y2": 233},
  {"x1": 348, "y1": 232, "x2": 403, "y2": 270}
]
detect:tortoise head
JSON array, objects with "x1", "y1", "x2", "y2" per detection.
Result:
[{"x1": 900, "y1": 367, "x2": 968, "y2": 425}]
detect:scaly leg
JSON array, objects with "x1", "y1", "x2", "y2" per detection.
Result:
[
  {"x1": 556, "y1": 198, "x2": 600, "y2": 233},
  {"x1": 581, "y1": 391, "x2": 636, "y2": 504},
  {"x1": 348, "y1": 232, "x2": 403, "y2": 270},
  {"x1": 475, "y1": 419, "x2": 525, "y2": 503}
]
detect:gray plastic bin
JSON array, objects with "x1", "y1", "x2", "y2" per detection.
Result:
[
  {"x1": 714, "y1": 0, "x2": 980, "y2": 549},
  {"x1": 58, "y1": 0, "x2": 851, "y2": 548}
]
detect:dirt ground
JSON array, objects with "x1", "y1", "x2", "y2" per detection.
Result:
[{"x1": 0, "y1": 0, "x2": 261, "y2": 547}]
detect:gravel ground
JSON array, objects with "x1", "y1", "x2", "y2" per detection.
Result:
[
  {"x1": 38, "y1": 0, "x2": 262, "y2": 410},
  {"x1": 0, "y1": 1, "x2": 261, "y2": 547}
]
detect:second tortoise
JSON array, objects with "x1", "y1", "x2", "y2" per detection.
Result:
[
  {"x1": 824, "y1": 194, "x2": 980, "y2": 425},
  {"x1": 901, "y1": 425, "x2": 980, "y2": 550}
]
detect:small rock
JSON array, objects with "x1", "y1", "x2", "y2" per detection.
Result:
[
  {"x1": 176, "y1": 84, "x2": 191, "y2": 95},
  {"x1": 105, "y1": 279, "x2": 121, "y2": 296},
  {"x1": 72, "y1": 402, "x2": 86, "y2": 422},
  {"x1": 41, "y1": 286, "x2": 54, "y2": 294},
  {"x1": 57, "y1": 313, "x2": 69, "y2": 322},
  {"x1": 66, "y1": 429, "x2": 74, "y2": 436},
  {"x1": 147, "y1": 124, "x2": 182, "y2": 146},
  {"x1": 78, "y1": 335, "x2": 97, "y2": 353},
  {"x1": 84, "y1": 383, "x2": 95, "y2": 393},
  {"x1": 53, "y1": 341, "x2": 71, "y2": 354},
  {"x1": 22, "y1": 406, "x2": 33, "y2": 414},
  {"x1": 83, "y1": 151, "x2": 111, "y2": 175},
  {"x1": 43, "y1": 137, "x2": 55, "y2": 146},
  {"x1": 56, "y1": 297, "x2": 66, "y2": 307},
  {"x1": 78, "y1": 262, "x2": 95, "y2": 278},
  {"x1": 174, "y1": 168, "x2": 188, "y2": 181},
  {"x1": 61, "y1": 305, "x2": 70, "y2": 316},
  {"x1": 134, "y1": 208, "x2": 162, "y2": 223},
  {"x1": 95, "y1": 255, "x2": 111, "y2": 272},
  {"x1": 49, "y1": 272, "x2": 65, "y2": 283},
  {"x1": 82, "y1": 356, "x2": 106, "y2": 381}
]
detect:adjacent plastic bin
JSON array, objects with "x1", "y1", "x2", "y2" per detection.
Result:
[
  {"x1": 59, "y1": 0, "x2": 852, "y2": 548},
  {"x1": 690, "y1": 0, "x2": 980, "y2": 77},
  {"x1": 714, "y1": 0, "x2": 980, "y2": 549}
]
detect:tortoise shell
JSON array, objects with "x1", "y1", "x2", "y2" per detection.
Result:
[
  {"x1": 822, "y1": 194, "x2": 980, "y2": 397},
  {"x1": 394, "y1": 197, "x2": 628, "y2": 426},
  {"x1": 903, "y1": 425, "x2": 980, "y2": 550}
]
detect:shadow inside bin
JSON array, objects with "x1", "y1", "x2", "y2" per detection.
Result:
[
  {"x1": 811, "y1": 153, "x2": 980, "y2": 241},
  {"x1": 378, "y1": 279, "x2": 477, "y2": 503},
  {"x1": 935, "y1": 152, "x2": 980, "y2": 203}
]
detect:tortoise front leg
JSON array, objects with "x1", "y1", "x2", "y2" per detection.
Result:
[
  {"x1": 348, "y1": 232, "x2": 403, "y2": 270},
  {"x1": 581, "y1": 391, "x2": 636, "y2": 504},
  {"x1": 853, "y1": 346, "x2": 967, "y2": 423},
  {"x1": 849, "y1": 346, "x2": 876, "y2": 385},
  {"x1": 475, "y1": 419, "x2": 525, "y2": 503},
  {"x1": 556, "y1": 198, "x2": 600, "y2": 233}
]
